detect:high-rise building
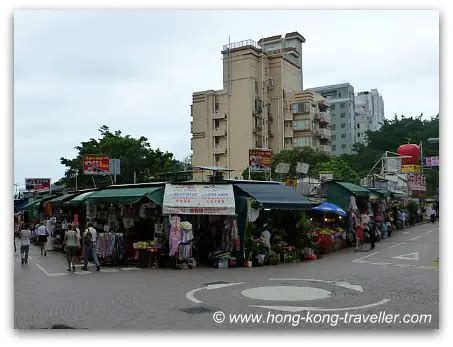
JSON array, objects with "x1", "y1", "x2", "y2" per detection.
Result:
[
  {"x1": 190, "y1": 32, "x2": 331, "y2": 180},
  {"x1": 309, "y1": 83, "x2": 355, "y2": 156},
  {"x1": 354, "y1": 89, "x2": 385, "y2": 144}
]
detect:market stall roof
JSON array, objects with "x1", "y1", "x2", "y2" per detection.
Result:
[
  {"x1": 85, "y1": 186, "x2": 164, "y2": 205},
  {"x1": 193, "y1": 165, "x2": 234, "y2": 172},
  {"x1": 44, "y1": 193, "x2": 79, "y2": 204},
  {"x1": 311, "y1": 202, "x2": 347, "y2": 216},
  {"x1": 20, "y1": 196, "x2": 53, "y2": 210},
  {"x1": 334, "y1": 181, "x2": 371, "y2": 197},
  {"x1": 69, "y1": 191, "x2": 96, "y2": 205},
  {"x1": 368, "y1": 188, "x2": 391, "y2": 198},
  {"x1": 234, "y1": 182, "x2": 314, "y2": 210}
]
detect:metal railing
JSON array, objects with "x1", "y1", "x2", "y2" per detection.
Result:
[{"x1": 223, "y1": 39, "x2": 260, "y2": 51}]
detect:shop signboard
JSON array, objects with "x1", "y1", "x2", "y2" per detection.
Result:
[
  {"x1": 249, "y1": 149, "x2": 272, "y2": 172},
  {"x1": 408, "y1": 173, "x2": 426, "y2": 192},
  {"x1": 83, "y1": 155, "x2": 110, "y2": 175},
  {"x1": 401, "y1": 165, "x2": 421, "y2": 173},
  {"x1": 25, "y1": 178, "x2": 51, "y2": 191},
  {"x1": 384, "y1": 174, "x2": 409, "y2": 196},
  {"x1": 163, "y1": 184, "x2": 236, "y2": 215},
  {"x1": 385, "y1": 157, "x2": 402, "y2": 174},
  {"x1": 319, "y1": 171, "x2": 333, "y2": 182},
  {"x1": 424, "y1": 156, "x2": 439, "y2": 167}
]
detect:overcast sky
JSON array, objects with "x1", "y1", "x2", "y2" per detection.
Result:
[{"x1": 14, "y1": 10, "x2": 439, "y2": 187}]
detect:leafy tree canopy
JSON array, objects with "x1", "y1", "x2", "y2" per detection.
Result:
[{"x1": 56, "y1": 125, "x2": 183, "y2": 189}]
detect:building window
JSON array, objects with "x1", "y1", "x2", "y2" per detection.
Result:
[
  {"x1": 214, "y1": 119, "x2": 220, "y2": 129},
  {"x1": 340, "y1": 103, "x2": 345, "y2": 108},
  {"x1": 214, "y1": 154, "x2": 220, "y2": 163},
  {"x1": 293, "y1": 120, "x2": 309, "y2": 130},
  {"x1": 341, "y1": 144, "x2": 346, "y2": 149},
  {"x1": 215, "y1": 103, "x2": 219, "y2": 113},
  {"x1": 341, "y1": 113, "x2": 345, "y2": 118},
  {"x1": 214, "y1": 137, "x2": 220, "y2": 146},
  {"x1": 338, "y1": 92, "x2": 342, "y2": 98},
  {"x1": 341, "y1": 123, "x2": 346, "y2": 128},
  {"x1": 294, "y1": 137, "x2": 310, "y2": 147},
  {"x1": 357, "y1": 123, "x2": 360, "y2": 128},
  {"x1": 331, "y1": 135, "x2": 336, "y2": 141},
  {"x1": 331, "y1": 104, "x2": 335, "y2": 110},
  {"x1": 331, "y1": 124, "x2": 336, "y2": 130},
  {"x1": 292, "y1": 102, "x2": 310, "y2": 114},
  {"x1": 358, "y1": 132, "x2": 361, "y2": 137},
  {"x1": 332, "y1": 145, "x2": 336, "y2": 151},
  {"x1": 255, "y1": 81, "x2": 258, "y2": 94},
  {"x1": 341, "y1": 133, "x2": 346, "y2": 138}
]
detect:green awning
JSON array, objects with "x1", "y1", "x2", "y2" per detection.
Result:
[
  {"x1": 45, "y1": 193, "x2": 78, "y2": 204},
  {"x1": 69, "y1": 191, "x2": 96, "y2": 205},
  {"x1": 368, "y1": 188, "x2": 391, "y2": 198},
  {"x1": 85, "y1": 187, "x2": 164, "y2": 205},
  {"x1": 335, "y1": 181, "x2": 371, "y2": 197},
  {"x1": 20, "y1": 196, "x2": 52, "y2": 210},
  {"x1": 234, "y1": 182, "x2": 314, "y2": 210}
]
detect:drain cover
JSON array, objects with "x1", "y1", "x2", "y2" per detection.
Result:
[
  {"x1": 180, "y1": 306, "x2": 216, "y2": 314},
  {"x1": 203, "y1": 281, "x2": 229, "y2": 285}
]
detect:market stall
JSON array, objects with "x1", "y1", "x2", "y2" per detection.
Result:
[
  {"x1": 233, "y1": 181, "x2": 315, "y2": 267},
  {"x1": 162, "y1": 183, "x2": 238, "y2": 269},
  {"x1": 69, "y1": 184, "x2": 166, "y2": 267}
]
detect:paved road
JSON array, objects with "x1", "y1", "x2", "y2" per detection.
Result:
[{"x1": 14, "y1": 222, "x2": 439, "y2": 329}]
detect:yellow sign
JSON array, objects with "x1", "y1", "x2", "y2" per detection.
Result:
[{"x1": 401, "y1": 165, "x2": 421, "y2": 173}]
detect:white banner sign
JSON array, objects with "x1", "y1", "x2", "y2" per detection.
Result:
[{"x1": 163, "y1": 184, "x2": 236, "y2": 215}]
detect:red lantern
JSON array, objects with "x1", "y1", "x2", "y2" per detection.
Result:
[{"x1": 397, "y1": 144, "x2": 420, "y2": 165}]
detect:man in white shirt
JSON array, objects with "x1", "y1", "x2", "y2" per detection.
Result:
[
  {"x1": 36, "y1": 221, "x2": 49, "y2": 256},
  {"x1": 20, "y1": 224, "x2": 32, "y2": 264},
  {"x1": 81, "y1": 223, "x2": 100, "y2": 271}
]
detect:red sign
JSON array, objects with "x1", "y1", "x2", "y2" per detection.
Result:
[
  {"x1": 249, "y1": 149, "x2": 272, "y2": 172},
  {"x1": 25, "y1": 178, "x2": 51, "y2": 191},
  {"x1": 83, "y1": 155, "x2": 110, "y2": 175}
]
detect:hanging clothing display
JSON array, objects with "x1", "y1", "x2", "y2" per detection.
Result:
[
  {"x1": 179, "y1": 221, "x2": 193, "y2": 261},
  {"x1": 169, "y1": 216, "x2": 181, "y2": 256},
  {"x1": 221, "y1": 217, "x2": 240, "y2": 252},
  {"x1": 96, "y1": 233, "x2": 127, "y2": 265}
]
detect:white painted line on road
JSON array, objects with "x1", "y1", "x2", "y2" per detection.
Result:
[
  {"x1": 251, "y1": 298, "x2": 391, "y2": 313},
  {"x1": 403, "y1": 231, "x2": 410, "y2": 234},
  {"x1": 392, "y1": 252, "x2": 419, "y2": 261},
  {"x1": 36, "y1": 263, "x2": 68, "y2": 277},
  {"x1": 416, "y1": 266, "x2": 437, "y2": 270},
  {"x1": 425, "y1": 230, "x2": 433, "y2": 235},
  {"x1": 269, "y1": 278, "x2": 332, "y2": 284},
  {"x1": 370, "y1": 262, "x2": 392, "y2": 266},
  {"x1": 269, "y1": 278, "x2": 364, "y2": 292},
  {"x1": 352, "y1": 260, "x2": 369, "y2": 264},
  {"x1": 120, "y1": 267, "x2": 140, "y2": 271},
  {"x1": 74, "y1": 271, "x2": 91, "y2": 275},
  {"x1": 186, "y1": 282, "x2": 246, "y2": 304},
  {"x1": 352, "y1": 251, "x2": 379, "y2": 262},
  {"x1": 393, "y1": 264, "x2": 415, "y2": 268},
  {"x1": 409, "y1": 236, "x2": 422, "y2": 241},
  {"x1": 100, "y1": 269, "x2": 119, "y2": 273},
  {"x1": 388, "y1": 242, "x2": 406, "y2": 249}
]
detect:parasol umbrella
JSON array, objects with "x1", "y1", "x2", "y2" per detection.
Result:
[{"x1": 311, "y1": 202, "x2": 347, "y2": 216}]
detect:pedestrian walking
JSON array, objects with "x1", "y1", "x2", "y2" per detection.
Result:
[
  {"x1": 19, "y1": 223, "x2": 32, "y2": 265},
  {"x1": 64, "y1": 224, "x2": 78, "y2": 272},
  {"x1": 81, "y1": 223, "x2": 100, "y2": 271},
  {"x1": 361, "y1": 210, "x2": 374, "y2": 250},
  {"x1": 430, "y1": 208, "x2": 437, "y2": 223},
  {"x1": 401, "y1": 210, "x2": 407, "y2": 229},
  {"x1": 36, "y1": 221, "x2": 49, "y2": 256}
]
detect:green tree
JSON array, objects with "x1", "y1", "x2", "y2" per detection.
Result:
[
  {"x1": 315, "y1": 158, "x2": 360, "y2": 184},
  {"x1": 56, "y1": 125, "x2": 182, "y2": 189}
]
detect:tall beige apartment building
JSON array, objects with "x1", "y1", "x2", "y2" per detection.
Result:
[{"x1": 191, "y1": 32, "x2": 331, "y2": 180}]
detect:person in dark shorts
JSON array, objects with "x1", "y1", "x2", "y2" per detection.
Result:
[{"x1": 36, "y1": 221, "x2": 49, "y2": 256}]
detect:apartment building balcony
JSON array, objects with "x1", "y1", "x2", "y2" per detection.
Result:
[
  {"x1": 213, "y1": 111, "x2": 227, "y2": 120},
  {"x1": 319, "y1": 144, "x2": 331, "y2": 153},
  {"x1": 317, "y1": 128, "x2": 331, "y2": 140},
  {"x1": 284, "y1": 112, "x2": 294, "y2": 121},
  {"x1": 213, "y1": 128, "x2": 227, "y2": 137},
  {"x1": 318, "y1": 112, "x2": 330, "y2": 124},
  {"x1": 284, "y1": 128, "x2": 293, "y2": 137},
  {"x1": 213, "y1": 145, "x2": 227, "y2": 155}
]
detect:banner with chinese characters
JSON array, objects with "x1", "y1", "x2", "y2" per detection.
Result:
[
  {"x1": 424, "y1": 156, "x2": 439, "y2": 167},
  {"x1": 401, "y1": 165, "x2": 421, "y2": 173},
  {"x1": 408, "y1": 173, "x2": 426, "y2": 192},
  {"x1": 249, "y1": 149, "x2": 272, "y2": 172},
  {"x1": 83, "y1": 155, "x2": 110, "y2": 175},
  {"x1": 163, "y1": 184, "x2": 235, "y2": 215},
  {"x1": 25, "y1": 178, "x2": 51, "y2": 191}
]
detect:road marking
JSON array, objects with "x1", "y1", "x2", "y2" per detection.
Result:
[
  {"x1": 120, "y1": 267, "x2": 140, "y2": 271},
  {"x1": 251, "y1": 298, "x2": 391, "y2": 313},
  {"x1": 403, "y1": 231, "x2": 410, "y2": 234},
  {"x1": 416, "y1": 266, "x2": 437, "y2": 270},
  {"x1": 392, "y1": 252, "x2": 419, "y2": 261},
  {"x1": 74, "y1": 271, "x2": 91, "y2": 275},
  {"x1": 388, "y1": 242, "x2": 406, "y2": 249},
  {"x1": 100, "y1": 269, "x2": 119, "y2": 273},
  {"x1": 370, "y1": 262, "x2": 392, "y2": 266},
  {"x1": 352, "y1": 251, "x2": 379, "y2": 263},
  {"x1": 36, "y1": 263, "x2": 68, "y2": 277},
  {"x1": 269, "y1": 278, "x2": 364, "y2": 292},
  {"x1": 393, "y1": 264, "x2": 415, "y2": 268},
  {"x1": 186, "y1": 282, "x2": 246, "y2": 304},
  {"x1": 409, "y1": 236, "x2": 422, "y2": 241},
  {"x1": 352, "y1": 260, "x2": 369, "y2": 264},
  {"x1": 425, "y1": 230, "x2": 433, "y2": 235}
]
